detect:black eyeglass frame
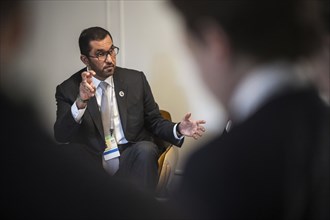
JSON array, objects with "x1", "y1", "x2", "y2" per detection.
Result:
[{"x1": 88, "y1": 46, "x2": 119, "y2": 61}]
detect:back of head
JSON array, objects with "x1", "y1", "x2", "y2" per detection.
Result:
[{"x1": 170, "y1": 0, "x2": 324, "y2": 62}]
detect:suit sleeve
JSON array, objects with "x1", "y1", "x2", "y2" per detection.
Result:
[{"x1": 54, "y1": 83, "x2": 80, "y2": 143}]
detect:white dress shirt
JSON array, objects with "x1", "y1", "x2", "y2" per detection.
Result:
[{"x1": 71, "y1": 75, "x2": 183, "y2": 144}]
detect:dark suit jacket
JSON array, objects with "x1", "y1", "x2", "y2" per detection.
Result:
[
  {"x1": 54, "y1": 66, "x2": 183, "y2": 158},
  {"x1": 171, "y1": 87, "x2": 330, "y2": 220}
]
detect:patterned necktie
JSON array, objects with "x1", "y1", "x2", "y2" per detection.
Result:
[{"x1": 99, "y1": 81, "x2": 119, "y2": 175}]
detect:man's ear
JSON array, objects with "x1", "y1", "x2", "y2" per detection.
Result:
[{"x1": 80, "y1": 55, "x2": 89, "y2": 67}]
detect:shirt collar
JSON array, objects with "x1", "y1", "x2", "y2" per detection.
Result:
[
  {"x1": 228, "y1": 61, "x2": 308, "y2": 124},
  {"x1": 93, "y1": 75, "x2": 114, "y2": 89}
]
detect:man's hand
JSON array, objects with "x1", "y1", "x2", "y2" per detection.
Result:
[
  {"x1": 179, "y1": 112, "x2": 206, "y2": 140},
  {"x1": 76, "y1": 70, "x2": 96, "y2": 109}
]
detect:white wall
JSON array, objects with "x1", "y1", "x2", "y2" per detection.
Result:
[{"x1": 10, "y1": 0, "x2": 226, "y2": 172}]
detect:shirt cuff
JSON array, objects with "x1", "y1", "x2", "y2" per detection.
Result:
[
  {"x1": 71, "y1": 101, "x2": 86, "y2": 123},
  {"x1": 173, "y1": 123, "x2": 184, "y2": 140}
]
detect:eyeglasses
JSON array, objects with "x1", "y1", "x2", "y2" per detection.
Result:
[{"x1": 88, "y1": 46, "x2": 119, "y2": 61}]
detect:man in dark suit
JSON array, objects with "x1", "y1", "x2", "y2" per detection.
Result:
[
  {"x1": 168, "y1": 0, "x2": 329, "y2": 219},
  {"x1": 54, "y1": 26, "x2": 206, "y2": 192},
  {"x1": 0, "y1": 1, "x2": 184, "y2": 219}
]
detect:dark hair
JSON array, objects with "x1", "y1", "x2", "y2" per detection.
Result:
[
  {"x1": 0, "y1": 0, "x2": 23, "y2": 26},
  {"x1": 320, "y1": 0, "x2": 329, "y2": 33},
  {"x1": 79, "y1": 26, "x2": 113, "y2": 56},
  {"x1": 0, "y1": 0, "x2": 20, "y2": 17},
  {"x1": 170, "y1": 0, "x2": 323, "y2": 62}
]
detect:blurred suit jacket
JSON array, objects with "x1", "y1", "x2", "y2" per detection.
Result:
[
  {"x1": 172, "y1": 87, "x2": 330, "y2": 220},
  {"x1": 54, "y1": 66, "x2": 183, "y2": 161},
  {"x1": 1, "y1": 91, "x2": 182, "y2": 220}
]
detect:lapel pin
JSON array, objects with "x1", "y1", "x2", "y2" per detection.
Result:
[{"x1": 119, "y1": 91, "x2": 125, "y2": 97}]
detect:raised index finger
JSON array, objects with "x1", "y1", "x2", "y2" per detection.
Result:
[{"x1": 81, "y1": 71, "x2": 90, "y2": 81}]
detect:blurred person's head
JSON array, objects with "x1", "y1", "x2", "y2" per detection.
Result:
[
  {"x1": 0, "y1": 0, "x2": 25, "y2": 72},
  {"x1": 169, "y1": 0, "x2": 324, "y2": 109},
  {"x1": 79, "y1": 26, "x2": 118, "y2": 81}
]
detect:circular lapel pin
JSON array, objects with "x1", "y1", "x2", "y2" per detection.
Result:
[{"x1": 119, "y1": 91, "x2": 125, "y2": 97}]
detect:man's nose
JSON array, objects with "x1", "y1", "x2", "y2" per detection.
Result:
[{"x1": 105, "y1": 53, "x2": 114, "y2": 63}]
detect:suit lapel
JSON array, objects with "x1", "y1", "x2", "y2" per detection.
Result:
[
  {"x1": 113, "y1": 68, "x2": 128, "y2": 133},
  {"x1": 74, "y1": 67, "x2": 104, "y2": 138},
  {"x1": 87, "y1": 96, "x2": 104, "y2": 139}
]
